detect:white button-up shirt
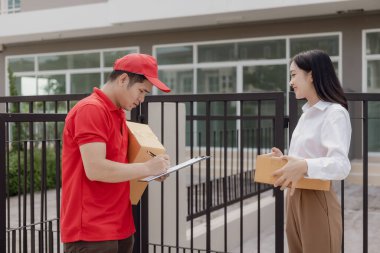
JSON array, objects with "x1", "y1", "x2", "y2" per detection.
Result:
[{"x1": 288, "y1": 100, "x2": 352, "y2": 180}]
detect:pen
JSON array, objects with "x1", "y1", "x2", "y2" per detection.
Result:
[{"x1": 147, "y1": 151, "x2": 156, "y2": 157}]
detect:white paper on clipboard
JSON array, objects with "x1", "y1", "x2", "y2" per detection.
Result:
[{"x1": 140, "y1": 156, "x2": 210, "y2": 182}]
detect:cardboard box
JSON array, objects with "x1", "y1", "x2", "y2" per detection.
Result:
[
  {"x1": 127, "y1": 121, "x2": 166, "y2": 205},
  {"x1": 253, "y1": 155, "x2": 330, "y2": 191}
]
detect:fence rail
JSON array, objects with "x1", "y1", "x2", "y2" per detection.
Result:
[
  {"x1": 0, "y1": 92, "x2": 377, "y2": 253},
  {"x1": 142, "y1": 92, "x2": 285, "y2": 253}
]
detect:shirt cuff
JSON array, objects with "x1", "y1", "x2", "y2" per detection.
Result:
[{"x1": 305, "y1": 158, "x2": 322, "y2": 179}]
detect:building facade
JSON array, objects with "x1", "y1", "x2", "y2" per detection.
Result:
[{"x1": 0, "y1": 0, "x2": 380, "y2": 151}]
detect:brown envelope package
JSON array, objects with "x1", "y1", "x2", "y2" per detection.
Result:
[{"x1": 254, "y1": 155, "x2": 330, "y2": 191}]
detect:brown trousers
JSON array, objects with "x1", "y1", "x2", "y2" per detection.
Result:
[
  {"x1": 63, "y1": 235, "x2": 134, "y2": 253},
  {"x1": 286, "y1": 187, "x2": 342, "y2": 253}
]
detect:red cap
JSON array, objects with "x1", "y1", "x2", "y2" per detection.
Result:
[{"x1": 113, "y1": 53, "x2": 171, "y2": 93}]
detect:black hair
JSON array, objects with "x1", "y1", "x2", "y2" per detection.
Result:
[
  {"x1": 291, "y1": 50, "x2": 348, "y2": 110},
  {"x1": 108, "y1": 70, "x2": 146, "y2": 86}
]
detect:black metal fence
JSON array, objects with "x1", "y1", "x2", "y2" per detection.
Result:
[
  {"x1": 0, "y1": 95, "x2": 87, "y2": 253},
  {"x1": 0, "y1": 92, "x2": 377, "y2": 253},
  {"x1": 140, "y1": 93, "x2": 285, "y2": 253},
  {"x1": 0, "y1": 113, "x2": 67, "y2": 253}
]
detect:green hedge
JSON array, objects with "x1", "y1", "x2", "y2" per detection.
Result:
[{"x1": 7, "y1": 146, "x2": 59, "y2": 197}]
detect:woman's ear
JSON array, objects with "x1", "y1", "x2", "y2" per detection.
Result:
[{"x1": 308, "y1": 71, "x2": 313, "y2": 83}]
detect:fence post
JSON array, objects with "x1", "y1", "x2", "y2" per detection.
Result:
[
  {"x1": 131, "y1": 104, "x2": 150, "y2": 253},
  {"x1": 0, "y1": 115, "x2": 6, "y2": 253},
  {"x1": 274, "y1": 94, "x2": 285, "y2": 253}
]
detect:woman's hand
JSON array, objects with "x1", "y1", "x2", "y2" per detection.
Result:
[
  {"x1": 270, "y1": 147, "x2": 283, "y2": 157},
  {"x1": 272, "y1": 156, "x2": 308, "y2": 196},
  {"x1": 264, "y1": 147, "x2": 283, "y2": 157}
]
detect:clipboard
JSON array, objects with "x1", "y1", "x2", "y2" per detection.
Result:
[{"x1": 140, "y1": 156, "x2": 210, "y2": 182}]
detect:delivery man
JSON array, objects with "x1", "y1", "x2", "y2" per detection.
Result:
[{"x1": 61, "y1": 53, "x2": 171, "y2": 253}]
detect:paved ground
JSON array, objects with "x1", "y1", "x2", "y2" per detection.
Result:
[
  {"x1": 232, "y1": 181, "x2": 380, "y2": 253},
  {"x1": 7, "y1": 182, "x2": 380, "y2": 253}
]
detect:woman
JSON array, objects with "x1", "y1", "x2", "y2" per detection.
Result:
[{"x1": 271, "y1": 50, "x2": 351, "y2": 253}]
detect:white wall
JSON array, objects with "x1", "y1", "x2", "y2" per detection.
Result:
[{"x1": 1, "y1": 0, "x2": 379, "y2": 45}]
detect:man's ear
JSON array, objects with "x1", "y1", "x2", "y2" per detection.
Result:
[{"x1": 118, "y1": 73, "x2": 129, "y2": 87}]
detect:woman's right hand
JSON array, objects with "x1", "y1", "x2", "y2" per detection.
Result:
[{"x1": 270, "y1": 147, "x2": 283, "y2": 157}]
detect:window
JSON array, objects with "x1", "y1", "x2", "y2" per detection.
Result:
[
  {"x1": 0, "y1": 0, "x2": 20, "y2": 14},
  {"x1": 290, "y1": 35, "x2": 339, "y2": 57},
  {"x1": 6, "y1": 47, "x2": 138, "y2": 96},
  {"x1": 154, "y1": 33, "x2": 340, "y2": 97},
  {"x1": 154, "y1": 33, "x2": 341, "y2": 147},
  {"x1": 243, "y1": 65, "x2": 287, "y2": 92},
  {"x1": 364, "y1": 30, "x2": 380, "y2": 152},
  {"x1": 158, "y1": 69, "x2": 193, "y2": 94},
  {"x1": 197, "y1": 67, "x2": 236, "y2": 93},
  {"x1": 156, "y1": 46, "x2": 193, "y2": 65},
  {"x1": 239, "y1": 40, "x2": 286, "y2": 60},
  {"x1": 38, "y1": 52, "x2": 100, "y2": 71}
]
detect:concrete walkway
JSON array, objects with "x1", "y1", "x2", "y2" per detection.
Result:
[
  {"x1": 7, "y1": 182, "x2": 380, "y2": 253},
  {"x1": 232, "y1": 181, "x2": 380, "y2": 253}
]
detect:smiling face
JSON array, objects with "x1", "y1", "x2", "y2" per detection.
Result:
[
  {"x1": 289, "y1": 61, "x2": 317, "y2": 102},
  {"x1": 114, "y1": 73, "x2": 153, "y2": 111}
]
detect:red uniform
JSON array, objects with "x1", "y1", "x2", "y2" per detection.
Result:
[{"x1": 61, "y1": 87, "x2": 135, "y2": 242}]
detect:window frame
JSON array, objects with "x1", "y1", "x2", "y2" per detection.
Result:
[
  {"x1": 362, "y1": 28, "x2": 380, "y2": 93},
  {"x1": 153, "y1": 32, "x2": 342, "y2": 104},
  {"x1": 5, "y1": 46, "x2": 139, "y2": 96},
  {"x1": 153, "y1": 32, "x2": 342, "y2": 147},
  {"x1": 0, "y1": 0, "x2": 20, "y2": 14}
]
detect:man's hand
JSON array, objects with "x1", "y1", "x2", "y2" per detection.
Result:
[
  {"x1": 154, "y1": 174, "x2": 169, "y2": 182},
  {"x1": 272, "y1": 156, "x2": 308, "y2": 196},
  {"x1": 144, "y1": 154, "x2": 170, "y2": 176}
]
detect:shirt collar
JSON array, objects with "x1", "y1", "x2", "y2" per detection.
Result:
[
  {"x1": 302, "y1": 100, "x2": 331, "y2": 112},
  {"x1": 93, "y1": 87, "x2": 119, "y2": 112}
]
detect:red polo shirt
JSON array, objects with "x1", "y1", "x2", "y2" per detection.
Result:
[{"x1": 61, "y1": 88, "x2": 135, "y2": 242}]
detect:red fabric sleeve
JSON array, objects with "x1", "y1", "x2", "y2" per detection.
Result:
[{"x1": 73, "y1": 104, "x2": 110, "y2": 146}]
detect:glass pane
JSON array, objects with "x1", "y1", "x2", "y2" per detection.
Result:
[
  {"x1": 198, "y1": 43, "x2": 237, "y2": 62},
  {"x1": 197, "y1": 67, "x2": 237, "y2": 117},
  {"x1": 104, "y1": 49, "x2": 138, "y2": 67},
  {"x1": 71, "y1": 73, "x2": 101, "y2": 94},
  {"x1": 8, "y1": 0, "x2": 14, "y2": 9},
  {"x1": 71, "y1": 53, "x2": 100, "y2": 69},
  {"x1": 369, "y1": 102, "x2": 380, "y2": 152},
  {"x1": 209, "y1": 101, "x2": 237, "y2": 116},
  {"x1": 15, "y1": 76, "x2": 37, "y2": 96},
  {"x1": 158, "y1": 69, "x2": 193, "y2": 94},
  {"x1": 38, "y1": 52, "x2": 100, "y2": 70},
  {"x1": 103, "y1": 72, "x2": 111, "y2": 83},
  {"x1": 367, "y1": 60, "x2": 380, "y2": 92},
  {"x1": 38, "y1": 55, "x2": 68, "y2": 71},
  {"x1": 243, "y1": 65, "x2": 287, "y2": 92},
  {"x1": 290, "y1": 35, "x2": 339, "y2": 57},
  {"x1": 197, "y1": 67, "x2": 236, "y2": 93},
  {"x1": 333, "y1": 61, "x2": 339, "y2": 77},
  {"x1": 196, "y1": 119, "x2": 237, "y2": 147},
  {"x1": 366, "y1": 32, "x2": 380, "y2": 55},
  {"x1": 37, "y1": 75, "x2": 66, "y2": 95},
  {"x1": 15, "y1": 0, "x2": 20, "y2": 8},
  {"x1": 8, "y1": 57, "x2": 34, "y2": 72},
  {"x1": 156, "y1": 46, "x2": 193, "y2": 65},
  {"x1": 238, "y1": 39, "x2": 286, "y2": 60}
]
